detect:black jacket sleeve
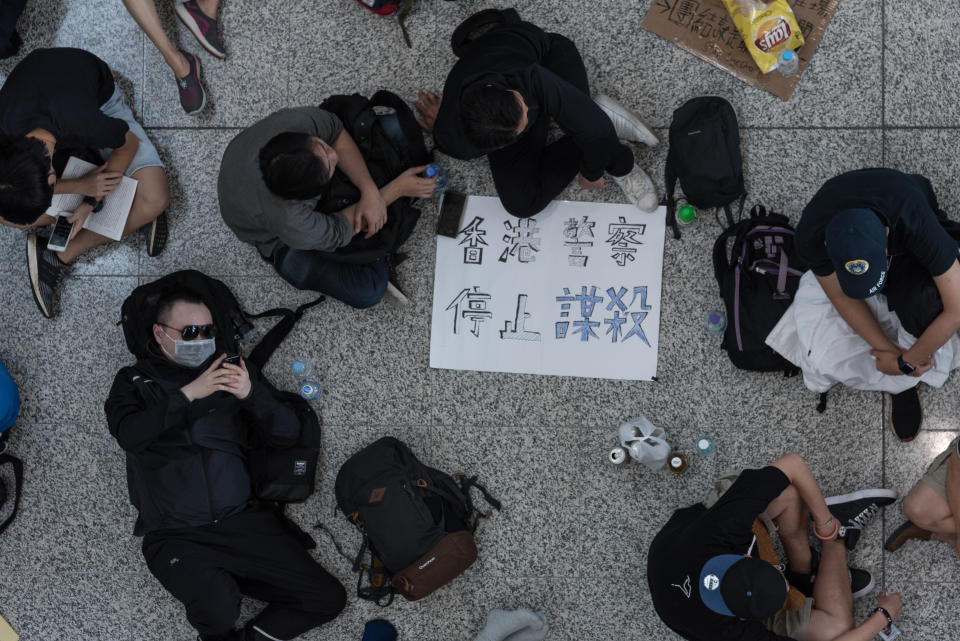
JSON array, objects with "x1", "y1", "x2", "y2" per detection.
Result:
[
  {"x1": 240, "y1": 366, "x2": 299, "y2": 449},
  {"x1": 534, "y1": 66, "x2": 619, "y2": 181},
  {"x1": 104, "y1": 368, "x2": 191, "y2": 453}
]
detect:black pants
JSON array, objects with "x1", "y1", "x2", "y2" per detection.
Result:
[
  {"x1": 143, "y1": 507, "x2": 346, "y2": 640},
  {"x1": 488, "y1": 33, "x2": 634, "y2": 218},
  {"x1": 0, "y1": 0, "x2": 26, "y2": 58}
]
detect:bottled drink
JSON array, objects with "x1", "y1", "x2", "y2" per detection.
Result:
[
  {"x1": 695, "y1": 436, "x2": 715, "y2": 456},
  {"x1": 676, "y1": 204, "x2": 697, "y2": 226},
  {"x1": 423, "y1": 164, "x2": 449, "y2": 196},
  {"x1": 298, "y1": 380, "x2": 323, "y2": 403},
  {"x1": 706, "y1": 310, "x2": 726, "y2": 333},
  {"x1": 778, "y1": 49, "x2": 799, "y2": 76},
  {"x1": 668, "y1": 453, "x2": 689, "y2": 474},
  {"x1": 291, "y1": 359, "x2": 314, "y2": 379}
]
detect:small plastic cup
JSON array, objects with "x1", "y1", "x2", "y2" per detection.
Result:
[{"x1": 676, "y1": 205, "x2": 697, "y2": 225}]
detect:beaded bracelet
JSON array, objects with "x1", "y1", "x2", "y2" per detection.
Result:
[{"x1": 876, "y1": 606, "x2": 893, "y2": 633}]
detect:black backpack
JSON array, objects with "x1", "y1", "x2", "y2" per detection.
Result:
[
  {"x1": 712, "y1": 205, "x2": 805, "y2": 374},
  {"x1": 118, "y1": 270, "x2": 324, "y2": 503},
  {"x1": 665, "y1": 96, "x2": 746, "y2": 239},
  {"x1": 313, "y1": 91, "x2": 432, "y2": 265},
  {"x1": 333, "y1": 437, "x2": 500, "y2": 605}
]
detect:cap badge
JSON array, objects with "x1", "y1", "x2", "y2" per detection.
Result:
[
  {"x1": 845, "y1": 259, "x2": 869, "y2": 275},
  {"x1": 703, "y1": 574, "x2": 720, "y2": 590}
]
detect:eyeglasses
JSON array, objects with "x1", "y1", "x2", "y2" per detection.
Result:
[{"x1": 160, "y1": 323, "x2": 216, "y2": 341}]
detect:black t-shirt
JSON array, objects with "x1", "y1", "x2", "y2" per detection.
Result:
[
  {"x1": 647, "y1": 467, "x2": 793, "y2": 641},
  {"x1": 0, "y1": 47, "x2": 128, "y2": 150},
  {"x1": 796, "y1": 169, "x2": 959, "y2": 279}
]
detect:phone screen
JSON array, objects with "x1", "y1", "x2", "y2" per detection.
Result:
[
  {"x1": 47, "y1": 216, "x2": 75, "y2": 252},
  {"x1": 437, "y1": 191, "x2": 466, "y2": 238}
]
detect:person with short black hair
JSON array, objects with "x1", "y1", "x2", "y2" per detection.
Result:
[
  {"x1": 791, "y1": 169, "x2": 960, "y2": 441},
  {"x1": 886, "y1": 438, "x2": 960, "y2": 557},
  {"x1": 105, "y1": 289, "x2": 346, "y2": 641},
  {"x1": 415, "y1": 10, "x2": 659, "y2": 218},
  {"x1": 0, "y1": 47, "x2": 171, "y2": 318},
  {"x1": 218, "y1": 107, "x2": 436, "y2": 308},
  {"x1": 648, "y1": 452, "x2": 903, "y2": 641}
]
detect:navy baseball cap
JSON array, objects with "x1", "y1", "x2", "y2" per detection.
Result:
[
  {"x1": 825, "y1": 209, "x2": 888, "y2": 299},
  {"x1": 699, "y1": 555, "x2": 787, "y2": 619}
]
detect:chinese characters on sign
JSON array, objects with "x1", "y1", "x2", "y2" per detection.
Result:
[{"x1": 499, "y1": 218, "x2": 542, "y2": 263}]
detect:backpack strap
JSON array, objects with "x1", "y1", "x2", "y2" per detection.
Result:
[
  {"x1": 0, "y1": 437, "x2": 23, "y2": 536},
  {"x1": 453, "y1": 473, "x2": 502, "y2": 531},
  {"x1": 722, "y1": 192, "x2": 747, "y2": 227},
  {"x1": 712, "y1": 221, "x2": 743, "y2": 285},
  {"x1": 664, "y1": 156, "x2": 681, "y2": 240},
  {"x1": 816, "y1": 390, "x2": 829, "y2": 413},
  {"x1": 245, "y1": 296, "x2": 325, "y2": 370},
  {"x1": 368, "y1": 90, "x2": 431, "y2": 166},
  {"x1": 395, "y1": 0, "x2": 412, "y2": 48}
]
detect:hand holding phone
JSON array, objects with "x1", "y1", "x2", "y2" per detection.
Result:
[{"x1": 46, "y1": 216, "x2": 75, "y2": 253}]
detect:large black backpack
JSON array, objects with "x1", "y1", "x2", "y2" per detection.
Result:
[
  {"x1": 118, "y1": 270, "x2": 324, "y2": 503},
  {"x1": 712, "y1": 206, "x2": 804, "y2": 374},
  {"x1": 334, "y1": 437, "x2": 500, "y2": 605},
  {"x1": 313, "y1": 91, "x2": 432, "y2": 265},
  {"x1": 665, "y1": 96, "x2": 746, "y2": 239}
]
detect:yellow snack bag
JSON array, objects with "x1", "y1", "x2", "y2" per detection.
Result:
[{"x1": 721, "y1": 0, "x2": 805, "y2": 74}]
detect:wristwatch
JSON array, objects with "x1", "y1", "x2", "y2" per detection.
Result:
[
  {"x1": 82, "y1": 195, "x2": 104, "y2": 213},
  {"x1": 897, "y1": 354, "x2": 916, "y2": 375}
]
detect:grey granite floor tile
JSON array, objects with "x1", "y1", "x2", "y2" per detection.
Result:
[
  {"x1": 885, "y1": 1, "x2": 960, "y2": 127},
  {"x1": 0, "y1": 0, "x2": 145, "y2": 115},
  {"x1": 0, "y1": 276, "x2": 138, "y2": 426},
  {"x1": 141, "y1": 0, "x2": 288, "y2": 127},
  {"x1": 288, "y1": 0, "x2": 439, "y2": 106},
  {"x1": 581, "y1": 0, "x2": 882, "y2": 128},
  {"x1": 139, "y1": 129, "x2": 275, "y2": 277},
  {"x1": 883, "y1": 429, "x2": 960, "y2": 586},
  {"x1": 894, "y1": 582, "x2": 960, "y2": 639},
  {"x1": 885, "y1": 129, "x2": 960, "y2": 216}
]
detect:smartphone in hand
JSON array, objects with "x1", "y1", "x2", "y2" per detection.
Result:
[
  {"x1": 47, "y1": 216, "x2": 75, "y2": 253},
  {"x1": 222, "y1": 353, "x2": 241, "y2": 367}
]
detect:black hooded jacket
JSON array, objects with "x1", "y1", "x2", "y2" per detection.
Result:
[
  {"x1": 104, "y1": 348, "x2": 299, "y2": 536},
  {"x1": 433, "y1": 20, "x2": 620, "y2": 181}
]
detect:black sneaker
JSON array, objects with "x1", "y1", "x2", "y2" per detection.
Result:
[
  {"x1": 146, "y1": 211, "x2": 169, "y2": 257},
  {"x1": 26, "y1": 234, "x2": 68, "y2": 319},
  {"x1": 849, "y1": 567, "x2": 875, "y2": 600},
  {"x1": 889, "y1": 387, "x2": 922, "y2": 442},
  {"x1": 825, "y1": 488, "x2": 898, "y2": 550}
]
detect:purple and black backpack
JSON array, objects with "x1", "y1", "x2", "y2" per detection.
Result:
[{"x1": 712, "y1": 205, "x2": 805, "y2": 374}]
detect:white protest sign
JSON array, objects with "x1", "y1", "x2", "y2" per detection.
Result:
[{"x1": 430, "y1": 196, "x2": 666, "y2": 381}]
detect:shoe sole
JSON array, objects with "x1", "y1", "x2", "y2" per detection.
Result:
[
  {"x1": 175, "y1": 4, "x2": 226, "y2": 59},
  {"x1": 825, "y1": 488, "x2": 898, "y2": 506},
  {"x1": 26, "y1": 235, "x2": 52, "y2": 318},
  {"x1": 595, "y1": 94, "x2": 660, "y2": 146},
  {"x1": 850, "y1": 571, "x2": 875, "y2": 600},
  {"x1": 146, "y1": 213, "x2": 168, "y2": 257},
  {"x1": 386, "y1": 281, "x2": 410, "y2": 306},
  {"x1": 886, "y1": 391, "x2": 922, "y2": 442}
]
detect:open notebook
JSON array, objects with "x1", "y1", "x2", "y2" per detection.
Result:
[{"x1": 45, "y1": 156, "x2": 138, "y2": 241}]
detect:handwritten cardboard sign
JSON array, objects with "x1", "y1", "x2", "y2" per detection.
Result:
[{"x1": 642, "y1": 0, "x2": 840, "y2": 100}]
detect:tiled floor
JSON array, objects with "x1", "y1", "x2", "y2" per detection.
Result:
[{"x1": 1, "y1": 0, "x2": 959, "y2": 639}]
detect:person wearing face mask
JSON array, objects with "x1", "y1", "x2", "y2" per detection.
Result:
[
  {"x1": 415, "y1": 9, "x2": 660, "y2": 218},
  {"x1": 647, "y1": 452, "x2": 903, "y2": 641},
  {"x1": 104, "y1": 288, "x2": 345, "y2": 641}
]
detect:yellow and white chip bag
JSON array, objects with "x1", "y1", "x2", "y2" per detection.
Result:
[{"x1": 721, "y1": 0, "x2": 805, "y2": 74}]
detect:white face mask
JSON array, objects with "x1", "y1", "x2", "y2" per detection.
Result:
[{"x1": 161, "y1": 329, "x2": 217, "y2": 368}]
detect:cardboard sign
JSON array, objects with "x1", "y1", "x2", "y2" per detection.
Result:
[
  {"x1": 642, "y1": 0, "x2": 840, "y2": 100},
  {"x1": 430, "y1": 197, "x2": 666, "y2": 381}
]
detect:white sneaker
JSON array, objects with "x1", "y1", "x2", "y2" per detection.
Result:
[
  {"x1": 386, "y1": 280, "x2": 410, "y2": 306},
  {"x1": 595, "y1": 94, "x2": 659, "y2": 146},
  {"x1": 612, "y1": 166, "x2": 658, "y2": 212}
]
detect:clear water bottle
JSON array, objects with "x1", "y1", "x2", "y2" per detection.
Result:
[
  {"x1": 706, "y1": 310, "x2": 726, "y2": 333},
  {"x1": 694, "y1": 436, "x2": 715, "y2": 456},
  {"x1": 423, "y1": 164, "x2": 449, "y2": 197},
  {"x1": 298, "y1": 380, "x2": 323, "y2": 403},
  {"x1": 291, "y1": 359, "x2": 314, "y2": 379},
  {"x1": 778, "y1": 49, "x2": 799, "y2": 76}
]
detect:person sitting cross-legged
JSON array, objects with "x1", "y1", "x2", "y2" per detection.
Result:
[
  {"x1": 648, "y1": 452, "x2": 903, "y2": 641},
  {"x1": 0, "y1": 47, "x2": 170, "y2": 318},
  {"x1": 104, "y1": 288, "x2": 345, "y2": 641}
]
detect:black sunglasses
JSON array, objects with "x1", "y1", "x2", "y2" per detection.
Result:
[{"x1": 160, "y1": 323, "x2": 216, "y2": 341}]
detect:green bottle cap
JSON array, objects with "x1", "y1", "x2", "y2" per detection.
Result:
[{"x1": 677, "y1": 205, "x2": 696, "y2": 224}]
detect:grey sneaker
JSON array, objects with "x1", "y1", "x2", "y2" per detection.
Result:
[
  {"x1": 595, "y1": 94, "x2": 659, "y2": 146},
  {"x1": 611, "y1": 165, "x2": 658, "y2": 212},
  {"x1": 176, "y1": 50, "x2": 207, "y2": 116},
  {"x1": 176, "y1": 0, "x2": 227, "y2": 59},
  {"x1": 385, "y1": 255, "x2": 410, "y2": 306},
  {"x1": 27, "y1": 234, "x2": 69, "y2": 319}
]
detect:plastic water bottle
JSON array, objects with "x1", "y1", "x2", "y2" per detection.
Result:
[
  {"x1": 694, "y1": 436, "x2": 715, "y2": 456},
  {"x1": 706, "y1": 310, "x2": 726, "y2": 333},
  {"x1": 423, "y1": 164, "x2": 449, "y2": 197},
  {"x1": 291, "y1": 359, "x2": 314, "y2": 379},
  {"x1": 298, "y1": 380, "x2": 323, "y2": 403},
  {"x1": 676, "y1": 204, "x2": 697, "y2": 226},
  {"x1": 778, "y1": 49, "x2": 799, "y2": 76}
]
